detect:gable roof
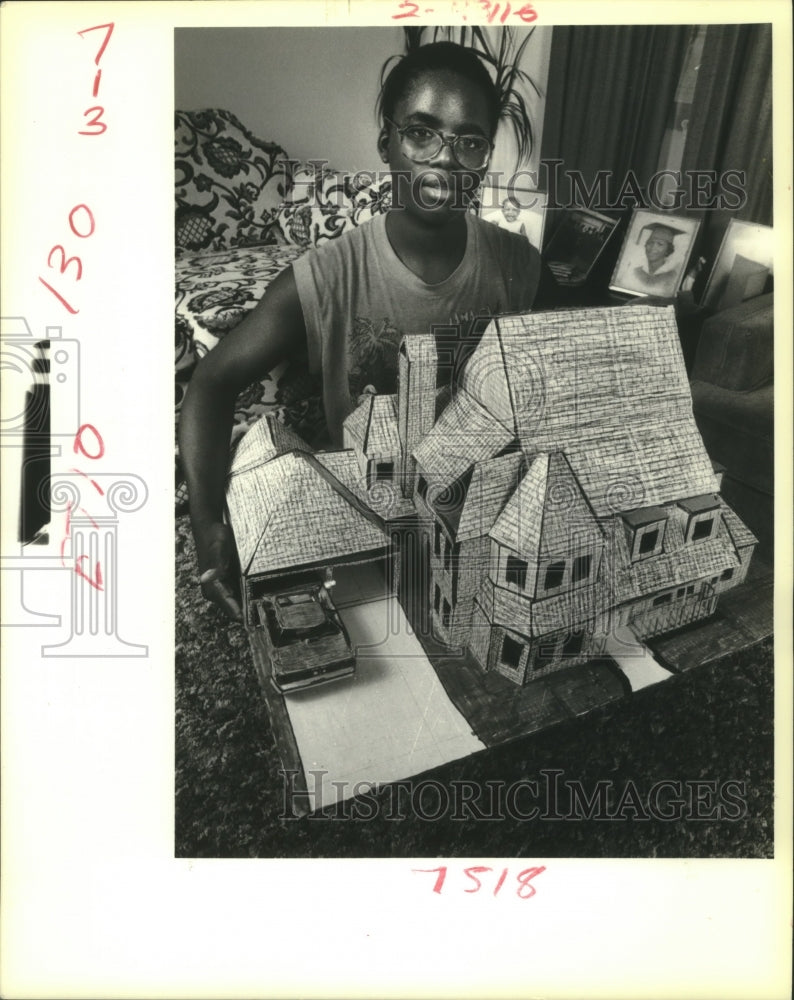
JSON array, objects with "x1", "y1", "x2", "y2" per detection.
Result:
[
  {"x1": 228, "y1": 413, "x2": 312, "y2": 478},
  {"x1": 461, "y1": 306, "x2": 719, "y2": 517},
  {"x1": 343, "y1": 393, "x2": 402, "y2": 460}
]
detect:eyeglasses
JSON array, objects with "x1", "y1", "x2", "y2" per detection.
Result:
[{"x1": 385, "y1": 117, "x2": 493, "y2": 171}]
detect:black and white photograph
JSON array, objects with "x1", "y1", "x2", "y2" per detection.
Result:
[
  {"x1": 171, "y1": 19, "x2": 777, "y2": 862},
  {"x1": 701, "y1": 218, "x2": 775, "y2": 308},
  {"x1": 480, "y1": 184, "x2": 548, "y2": 250},
  {"x1": 1, "y1": 4, "x2": 790, "y2": 1000},
  {"x1": 543, "y1": 206, "x2": 618, "y2": 285},
  {"x1": 609, "y1": 208, "x2": 700, "y2": 297}
]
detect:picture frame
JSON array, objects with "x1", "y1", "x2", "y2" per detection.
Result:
[
  {"x1": 700, "y1": 219, "x2": 774, "y2": 309},
  {"x1": 479, "y1": 183, "x2": 548, "y2": 252},
  {"x1": 609, "y1": 208, "x2": 700, "y2": 298},
  {"x1": 542, "y1": 207, "x2": 619, "y2": 286}
]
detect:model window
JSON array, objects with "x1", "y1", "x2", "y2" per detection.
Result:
[
  {"x1": 572, "y1": 554, "x2": 592, "y2": 584},
  {"x1": 543, "y1": 561, "x2": 566, "y2": 592},
  {"x1": 375, "y1": 461, "x2": 393, "y2": 482},
  {"x1": 652, "y1": 592, "x2": 672, "y2": 606},
  {"x1": 506, "y1": 554, "x2": 528, "y2": 589},
  {"x1": 442, "y1": 598, "x2": 451, "y2": 628},
  {"x1": 692, "y1": 517, "x2": 714, "y2": 541},
  {"x1": 561, "y1": 631, "x2": 584, "y2": 658},
  {"x1": 501, "y1": 635, "x2": 523, "y2": 669},
  {"x1": 720, "y1": 567, "x2": 734, "y2": 581},
  {"x1": 434, "y1": 523, "x2": 441, "y2": 556},
  {"x1": 434, "y1": 584, "x2": 441, "y2": 614},
  {"x1": 639, "y1": 529, "x2": 659, "y2": 555},
  {"x1": 533, "y1": 638, "x2": 557, "y2": 671}
]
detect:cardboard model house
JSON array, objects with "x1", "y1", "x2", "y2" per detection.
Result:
[{"x1": 226, "y1": 304, "x2": 756, "y2": 685}]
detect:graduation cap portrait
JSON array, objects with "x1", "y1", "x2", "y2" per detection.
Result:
[{"x1": 610, "y1": 209, "x2": 700, "y2": 299}]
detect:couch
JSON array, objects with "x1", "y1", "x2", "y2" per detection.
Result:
[
  {"x1": 174, "y1": 108, "x2": 392, "y2": 506},
  {"x1": 689, "y1": 293, "x2": 774, "y2": 559}
]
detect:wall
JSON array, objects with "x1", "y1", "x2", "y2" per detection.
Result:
[{"x1": 174, "y1": 26, "x2": 551, "y2": 178}]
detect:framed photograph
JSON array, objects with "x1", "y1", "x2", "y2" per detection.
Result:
[
  {"x1": 479, "y1": 184, "x2": 547, "y2": 252},
  {"x1": 609, "y1": 209, "x2": 700, "y2": 298},
  {"x1": 542, "y1": 207, "x2": 619, "y2": 286},
  {"x1": 701, "y1": 219, "x2": 774, "y2": 309}
]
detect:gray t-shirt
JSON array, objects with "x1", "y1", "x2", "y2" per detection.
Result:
[{"x1": 293, "y1": 211, "x2": 540, "y2": 445}]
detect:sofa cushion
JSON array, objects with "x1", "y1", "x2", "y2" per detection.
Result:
[
  {"x1": 276, "y1": 162, "x2": 392, "y2": 248},
  {"x1": 175, "y1": 109, "x2": 292, "y2": 252},
  {"x1": 691, "y1": 293, "x2": 774, "y2": 391}
]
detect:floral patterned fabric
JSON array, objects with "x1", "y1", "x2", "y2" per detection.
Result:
[
  {"x1": 277, "y1": 162, "x2": 392, "y2": 248},
  {"x1": 175, "y1": 109, "x2": 292, "y2": 252},
  {"x1": 174, "y1": 117, "x2": 398, "y2": 511}
]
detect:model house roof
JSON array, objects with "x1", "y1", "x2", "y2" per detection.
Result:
[
  {"x1": 600, "y1": 510, "x2": 740, "y2": 606},
  {"x1": 490, "y1": 452, "x2": 604, "y2": 559},
  {"x1": 315, "y1": 450, "x2": 414, "y2": 521},
  {"x1": 226, "y1": 451, "x2": 389, "y2": 577},
  {"x1": 343, "y1": 393, "x2": 402, "y2": 460},
  {"x1": 228, "y1": 413, "x2": 312, "y2": 478},
  {"x1": 456, "y1": 451, "x2": 524, "y2": 542},
  {"x1": 461, "y1": 307, "x2": 718, "y2": 517},
  {"x1": 413, "y1": 386, "x2": 515, "y2": 487}
]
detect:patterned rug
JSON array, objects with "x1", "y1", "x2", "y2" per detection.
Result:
[{"x1": 175, "y1": 514, "x2": 773, "y2": 859}]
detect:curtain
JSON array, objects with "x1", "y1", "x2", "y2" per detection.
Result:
[
  {"x1": 680, "y1": 23, "x2": 773, "y2": 261},
  {"x1": 540, "y1": 25, "x2": 691, "y2": 210}
]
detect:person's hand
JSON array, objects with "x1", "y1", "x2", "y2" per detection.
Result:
[{"x1": 196, "y1": 522, "x2": 243, "y2": 623}]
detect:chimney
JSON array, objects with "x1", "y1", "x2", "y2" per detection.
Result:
[{"x1": 397, "y1": 334, "x2": 437, "y2": 498}]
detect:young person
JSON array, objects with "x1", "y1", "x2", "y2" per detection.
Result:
[{"x1": 179, "y1": 41, "x2": 550, "y2": 621}]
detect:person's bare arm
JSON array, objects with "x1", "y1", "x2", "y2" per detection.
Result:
[{"x1": 178, "y1": 265, "x2": 307, "y2": 620}]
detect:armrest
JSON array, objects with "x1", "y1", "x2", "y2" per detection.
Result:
[{"x1": 691, "y1": 293, "x2": 773, "y2": 391}]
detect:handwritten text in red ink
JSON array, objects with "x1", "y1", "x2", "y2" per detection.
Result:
[
  {"x1": 38, "y1": 204, "x2": 96, "y2": 315},
  {"x1": 77, "y1": 22, "x2": 114, "y2": 135},
  {"x1": 413, "y1": 865, "x2": 546, "y2": 897},
  {"x1": 60, "y1": 424, "x2": 106, "y2": 591},
  {"x1": 392, "y1": 0, "x2": 537, "y2": 23}
]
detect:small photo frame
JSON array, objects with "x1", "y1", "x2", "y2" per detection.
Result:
[
  {"x1": 609, "y1": 209, "x2": 700, "y2": 298},
  {"x1": 479, "y1": 184, "x2": 548, "y2": 252},
  {"x1": 701, "y1": 219, "x2": 774, "y2": 309},
  {"x1": 541, "y1": 207, "x2": 619, "y2": 286}
]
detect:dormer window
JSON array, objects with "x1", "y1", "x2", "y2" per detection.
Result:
[
  {"x1": 622, "y1": 506, "x2": 667, "y2": 562},
  {"x1": 678, "y1": 494, "x2": 720, "y2": 544}
]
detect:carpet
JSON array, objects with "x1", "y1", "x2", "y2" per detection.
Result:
[{"x1": 175, "y1": 514, "x2": 774, "y2": 859}]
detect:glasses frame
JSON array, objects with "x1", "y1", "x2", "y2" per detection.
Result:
[{"x1": 384, "y1": 117, "x2": 493, "y2": 170}]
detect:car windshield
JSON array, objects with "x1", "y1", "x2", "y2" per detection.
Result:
[
  {"x1": 275, "y1": 593, "x2": 327, "y2": 631},
  {"x1": 262, "y1": 590, "x2": 340, "y2": 646}
]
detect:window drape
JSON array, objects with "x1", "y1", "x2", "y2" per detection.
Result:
[
  {"x1": 540, "y1": 25, "x2": 691, "y2": 208},
  {"x1": 680, "y1": 23, "x2": 773, "y2": 260}
]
